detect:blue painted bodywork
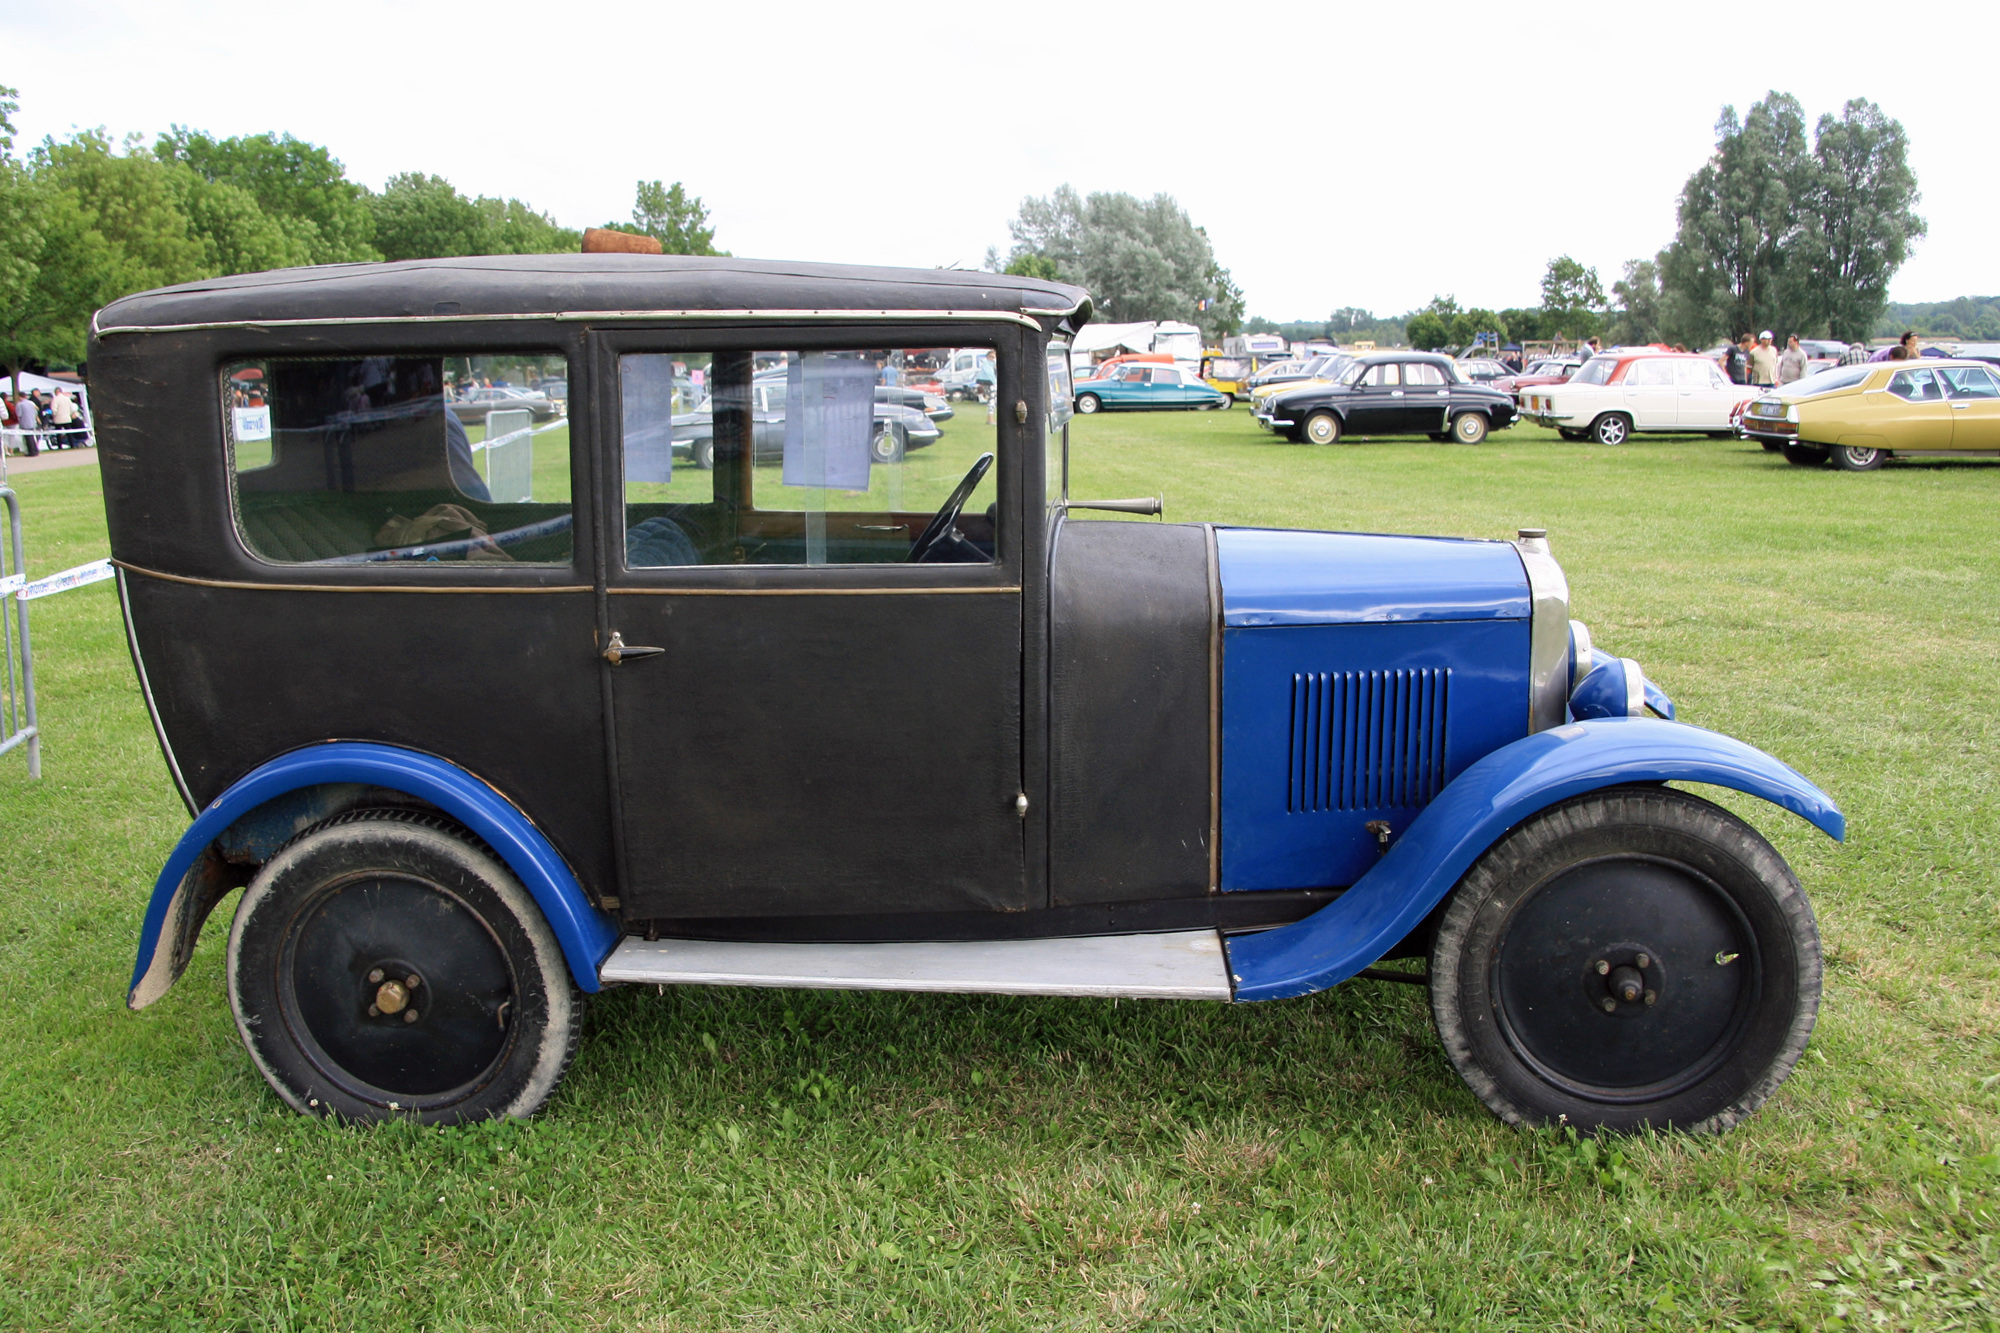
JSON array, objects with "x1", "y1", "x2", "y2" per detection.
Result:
[
  {"x1": 1215, "y1": 528, "x2": 1530, "y2": 627},
  {"x1": 1216, "y1": 528, "x2": 1535, "y2": 890},
  {"x1": 1224, "y1": 717, "x2": 1845, "y2": 1002},
  {"x1": 127, "y1": 742, "x2": 620, "y2": 1005},
  {"x1": 1221, "y1": 619, "x2": 1529, "y2": 889}
]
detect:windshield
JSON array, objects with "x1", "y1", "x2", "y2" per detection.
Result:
[
  {"x1": 1338, "y1": 362, "x2": 1367, "y2": 387},
  {"x1": 1570, "y1": 358, "x2": 1615, "y2": 387},
  {"x1": 1782, "y1": 365, "x2": 1872, "y2": 398}
]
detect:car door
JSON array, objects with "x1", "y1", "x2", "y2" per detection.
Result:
[
  {"x1": 1400, "y1": 361, "x2": 1452, "y2": 432},
  {"x1": 1620, "y1": 358, "x2": 1678, "y2": 429},
  {"x1": 1882, "y1": 367, "x2": 1954, "y2": 449},
  {"x1": 1151, "y1": 365, "x2": 1193, "y2": 407},
  {"x1": 1940, "y1": 364, "x2": 2000, "y2": 449},
  {"x1": 598, "y1": 335, "x2": 1028, "y2": 921},
  {"x1": 1344, "y1": 362, "x2": 1401, "y2": 432},
  {"x1": 1673, "y1": 357, "x2": 1732, "y2": 428}
]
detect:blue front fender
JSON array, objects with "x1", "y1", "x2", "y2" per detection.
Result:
[
  {"x1": 128, "y1": 743, "x2": 620, "y2": 1008},
  {"x1": 1225, "y1": 717, "x2": 1843, "y2": 1002}
]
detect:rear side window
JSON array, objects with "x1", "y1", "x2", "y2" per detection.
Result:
[
  {"x1": 1624, "y1": 360, "x2": 1675, "y2": 387},
  {"x1": 224, "y1": 354, "x2": 572, "y2": 565}
]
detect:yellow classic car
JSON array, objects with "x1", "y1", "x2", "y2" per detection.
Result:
[{"x1": 1741, "y1": 359, "x2": 2000, "y2": 471}]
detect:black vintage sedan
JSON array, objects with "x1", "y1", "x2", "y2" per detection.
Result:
[
  {"x1": 1257, "y1": 351, "x2": 1517, "y2": 444},
  {"x1": 673, "y1": 377, "x2": 940, "y2": 469}
]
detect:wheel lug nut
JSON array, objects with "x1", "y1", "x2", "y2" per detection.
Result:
[
  {"x1": 1643, "y1": 990, "x2": 1657, "y2": 1006},
  {"x1": 404, "y1": 1010, "x2": 419, "y2": 1023},
  {"x1": 1595, "y1": 960, "x2": 1609, "y2": 975},
  {"x1": 1600, "y1": 997, "x2": 1616, "y2": 1013},
  {"x1": 368, "y1": 1004, "x2": 381, "y2": 1017},
  {"x1": 1635, "y1": 953, "x2": 1651, "y2": 970},
  {"x1": 405, "y1": 975, "x2": 421, "y2": 990},
  {"x1": 368, "y1": 968, "x2": 384, "y2": 984}
]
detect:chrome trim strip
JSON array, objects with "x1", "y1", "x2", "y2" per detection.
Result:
[
  {"x1": 116, "y1": 566, "x2": 196, "y2": 816},
  {"x1": 93, "y1": 308, "x2": 1046, "y2": 337},
  {"x1": 609, "y1": 584, "x2": 1020, "y2": 597},
  {"x1": 1204, "y1": 523, "x2": 1223, "y2": 893},
  {"x1": 1512, "y1": 533, "x2": 1571, "y2": 734}
]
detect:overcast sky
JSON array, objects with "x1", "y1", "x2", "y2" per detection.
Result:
[{"x1": 4, "y1": 0, "x2": 1989, "y2": 320}]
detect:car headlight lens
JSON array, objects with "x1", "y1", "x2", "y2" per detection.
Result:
[
  {"x1": 1785, "y1": 404, "x2": 1800, "y2": 423},
  {"x1": 1569, "y1": 648, "x2": 1676, "y2": 721}
]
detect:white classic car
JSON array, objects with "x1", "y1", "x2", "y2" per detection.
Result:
[{"x1": 1519, "y1": 352, "x2": 1761, "y2": 444}]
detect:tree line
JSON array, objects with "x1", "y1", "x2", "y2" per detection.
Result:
[
  {"x1": 0, "y1": 88, "x2": 720, "y2": 383},
  {"x1": 1256, "y1": 92, "x2": 1924, "y2": 354}
]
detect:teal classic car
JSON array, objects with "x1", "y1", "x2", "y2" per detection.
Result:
[{"x1": 1074, "y1": 362, "x2": 1231, "y2": 413}]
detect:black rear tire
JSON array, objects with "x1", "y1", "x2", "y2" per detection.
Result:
[
  {"x1": 870, "y1": 424, "x2": 905, "y2": 464},
  {"x1": 694, "y1": 437, "x2": 715, "y2": 471},
  {"x1": 1076, "y1": 393, "x2": 1102, "y2": 415},
  {"x1": 1590, "y1": 413, "x2": 1632, "y2": 446},
  {"x1": 1429, "y1": 787, "x2": 1820, "y2": 1135},
  {"x1": 1831, "y1": 444, "x2": 1885, "y2": 471},
  {"x1": 227, "y1": 811, "x2": 580, "y2": 1124},
  {"x1": 1558, "y1": 428, "x2": 1587, "y2": 441}
]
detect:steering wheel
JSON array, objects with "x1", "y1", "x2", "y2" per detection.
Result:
[{"x1": 907, "y1": 452, "x2": 994, "y2": 563}]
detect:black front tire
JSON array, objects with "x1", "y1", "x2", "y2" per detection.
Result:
[
  {"x1": 1782, "y1": 443, "x2": 1829, "y2": 467},
  {"x1": 1452, "y1": 412, "x2": 1490, "y2": 445},
  {"x1": 227, "y1": 811, "x2": 580, "y2": 1124},
  {"x1": 1758, "y1": 439, "x2": 1781, "y2": 449},
  {"x1": 1590, "y1": 413, "x2": 1632, "y2": 446},
  {"x1": 1429, "y1": 787, "x2": 1820, "y2": 1135},
  {"x1": 694, "y1": 437, "x2": 716, "y2": 471},
  {"x1": 870, "y1": 424, "x2": 905, "y2": 464},
  {"x1": 1075, "y1": 393, "x2": 1102, "y2": 415},
  {"x1": 1558, "y1": 428, "x2": 1587, "y2": 441}
]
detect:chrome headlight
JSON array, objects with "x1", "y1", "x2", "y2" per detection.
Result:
[
  {"x1": 1514, "y1": 528, "x2": 1571, "y2": 733},
  {"x1": 1785, "y1": 404, "x2": 1800, "y2": 423}
]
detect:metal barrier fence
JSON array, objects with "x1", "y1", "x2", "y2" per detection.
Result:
[{"x1": 0, "y1": 486, "x2": 39, "y2": 777}]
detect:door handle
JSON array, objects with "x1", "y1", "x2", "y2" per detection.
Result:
[
  {"x1": 1952, "y1": 402, "x2": 1969, "y2": 410},
  {"x1": 602, "y1": 631, "x2": 665, "y2": 666},
  {"x1": 1390, "y1": 390, "x2": 1404, "y2": 397}
]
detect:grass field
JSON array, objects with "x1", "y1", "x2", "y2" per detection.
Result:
[{"x1": 0, "y1": 412, "x2": 1994, "y2": 1331}]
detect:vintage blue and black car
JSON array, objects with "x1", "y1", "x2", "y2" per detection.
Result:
[
  {"x1": 95, "y1": 254, "x2": 1840, "y2": 1133},
  {"x1": 1258, "y1": 351, "x2": 1518, "y2": 445}
]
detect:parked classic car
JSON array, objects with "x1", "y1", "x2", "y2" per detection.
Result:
[
  {"x1": 1453, "y1": 358, "x2": 1512, "y2": 385},
  {"x1": 1490, "y1": 356, "x2": 1583, "y2": 404},
  {"x1": 1519, "y1": 352, "x2": 1759, "y2": 444},
  {"x1": 447, "y1": 384, "x2": 565, "y2": 425},
  {"x1": 1257, "y1": 351, "x2": 1517, "y2": 444},
  {"x1": 97, "y1": 254, "x2": 1839, "y2": 1135},
  {"x1": 1074, "y1": 362, "x2": 1231, "y2": 412},
  {"x1": 1739, "y1": 359, "x2": 2000, "y2": 470},
  {"x1": 671, "y1": 375, "x2": 941, "y2": 469}
]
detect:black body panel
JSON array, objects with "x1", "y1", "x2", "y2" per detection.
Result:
[
  {"x1": 1049, "y1": 520, "x2": 1213, "y2": 904},
  {"x1": 607, "y1": 591, "x2": 1026, "y2": 919},
  {"x1": 123, "y1": 577, "x2": 616, "y2": 897}
]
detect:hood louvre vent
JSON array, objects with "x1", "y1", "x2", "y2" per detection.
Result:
[{"x1": 1288, "y1": 668, "x2": 1450, "y2": 813}]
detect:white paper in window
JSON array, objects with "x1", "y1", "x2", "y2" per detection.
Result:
[
  {"x1": 232, "y1": 405, "x2": 271, "y2": 441},
  {"x1": 782, "y1": 353, "x2": 874, "y2": 492},
  {"x1": 621, "y1": 353, "x2": 678, "y2": 484}
]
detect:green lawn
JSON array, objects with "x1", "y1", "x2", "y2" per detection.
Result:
[{"x1": 0, "y1": 414, "x2": 1995, "y2": 1330}]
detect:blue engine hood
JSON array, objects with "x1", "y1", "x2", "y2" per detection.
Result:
[{"x1": 1216, "y1": 528, "x2": 1531, "y2": 627}]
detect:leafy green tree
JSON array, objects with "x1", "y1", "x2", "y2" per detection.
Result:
[
  {"x1": 155, "y1": 128, "x2": 378, "y2": 263},
  {"x1": 1607, "y1": 257, "x2": 1663, "y2": 346},
  {"x1": 1662, "y1": 93, "x2": 1814, "y2": 342},
  {"x1": 0, "y1": 166, "x2": 126, "y2": 395},
  {"x1": 1004, "y1": 252, "x2": 1058, "y2": 281},
  {"x1": 1789, "y1": 99, "x2": 1925, "y2": 343},
  {"x1": 1005, "y1": 185, "x2": 1242, "y2": 340},
  {"x1": 369, "y1": 173, "x2": 489, "y2": 261},
  {"x1": 598, "y1": 181, "x2": 723, "y2": 256},
  {"x1": 1405, "y1": 295, "x2": 1462, "y2": 351},
  {"x1": 479, "y1": 196, "x2": 580, "y2": 256},
  {"x1": 1539, "y1": 255, "x2": 1606, "y2": 340},
  {"x1": 35, "y1": 131, "x2": 209, "y2": 294}
]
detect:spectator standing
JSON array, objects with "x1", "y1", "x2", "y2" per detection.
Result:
[
  {"x1": 1749, "y1": 331, "x2": 1779, "y2": 386},
  {"x1": 50, "y1": 388, "x2": 78, "y2": 447},
  {"x1": 1870, "y1": 330, "x2": 1919, "y2": 362},
  {"x1": 14, "y1": 393, "x2": 40, "y2": 456},
  {"x1": 1839, "y1": 341, "x2": 1870, "y2": 366},
  {"x1": 1776, "y1": 336, "x2": 1808, "y2": 385},
  {"x1": 1581, "y1": 336, "x2": 1602, "y2": 360},
  {"x1": 1725, "y1": 336, "x2": 1751, "y2": 385},
  {"x1": 1500, "y1": 344, "x2": 1523, "y2": 374}
]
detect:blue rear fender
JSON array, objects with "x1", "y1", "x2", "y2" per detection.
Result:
[
  {"x1": 127, "y1": 742, "x2": 620, "y2": 1009},
  {"x1": 1224, "y1": 717, "x2": 1844, "y2": 1003}
]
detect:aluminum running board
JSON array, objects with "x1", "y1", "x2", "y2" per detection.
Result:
[{"x1": 599, "y1": 928, "x2": 1233, "y2": 1000}]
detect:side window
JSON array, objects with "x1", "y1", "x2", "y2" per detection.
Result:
[
  {"x1": 1364, "y1": 363, "x2": 1401, "y2": 387},
  {"x1": 1889, "y1": 369, "x2": 1941, "y2": 402},
  {"x1": 1673, "y1": 359, "x2": 1719, "y2": 389},
  {"x1": 1119, "y1": 365, "x2": 1148, "y2": 382},
  {"x1": 225, "y1": 353, "x2": 572, "y2": 565},
  {"x1": 1625, "y1": 360, "x2": 1675, "y2": 387},
  {"x1": 1941, "y1": 365, "x2": 2000, "y2": 399},
  {"x1": 1404, "y1": 362, "x2": 1446, "y2": 386},
  {"x1": 1151, "y1": 367, "x2": 1180, "y2": 385},
  {"x1": 1046, "y1": 343, "x2": 1072, "y2": 505},
  {"x1": 621, "y1": 347, "x2": 999, "y2": 569}
]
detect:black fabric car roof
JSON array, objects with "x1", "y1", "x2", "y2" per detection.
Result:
[{"x1": 95, "y1": 254, "x2": 1094, "y2": 334}]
